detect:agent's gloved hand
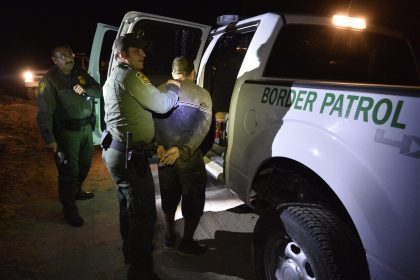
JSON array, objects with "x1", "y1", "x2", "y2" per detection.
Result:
[{"x1": 166, "y1": 79, "x2": 181, "y2": 94}]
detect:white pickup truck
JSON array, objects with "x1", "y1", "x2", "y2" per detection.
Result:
[{"x1": 89, "y1": 12, "x2": 420, "y2": 280}]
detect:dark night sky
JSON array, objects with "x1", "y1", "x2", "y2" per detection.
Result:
[{"x1": 1, "y1": 0, "x2": 419, "y2": 92}]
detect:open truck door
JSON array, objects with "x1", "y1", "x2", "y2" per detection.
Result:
[
  {"x1": 89, "y1": 12, "x2": 211, "y2": 144},
  {"x1": 88, "y1": 23, "x2": 118, "y2": 144}
]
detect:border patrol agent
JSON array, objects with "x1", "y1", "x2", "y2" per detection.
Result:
[
  {"x1": 101, "y1": 33, "x2": 180, "y2": 280},
  {"x1": 155, "y1": 56, "x2": 212, "y2": 256},
  {"x1": 37, "y1": 44, "x2": 102, "y2": 227}
]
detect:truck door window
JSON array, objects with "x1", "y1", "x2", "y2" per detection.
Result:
[
  {"x1": 131, "y1": 20, "x2": 204, "y2": 85},
  {"x1": 99, "y1": 30, "x2": 116, "y2": 85},
  {"x1": 203, "y1": 30, "x2": 255, "y2": 112},
  {"x1": 264, "y1": 25, "x2": 419, "y2": 86},
  {"x1": 199, "y1": 30, "x2": 254, "y2": 154},
  {"x1": 99, "y1": 30, "x2": 116, "y2": 131}
]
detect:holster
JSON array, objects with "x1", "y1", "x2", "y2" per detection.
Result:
[
  {"x1": 100, "y1": 130, "x2": 112, "y2": 150},
  {"x1": 127, "y1": 149, "x2": 151, "y2": 178},
  {"x1": 53, "y1": 119, "x2": 62, "y2": 140},
  {"x1": 90, "y1": 114, "x2": 96, "y2": 131}
]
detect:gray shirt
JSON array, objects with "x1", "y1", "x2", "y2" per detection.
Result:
[{"x1": 155, "y1": 80, "x2": 212, "y2": 160}]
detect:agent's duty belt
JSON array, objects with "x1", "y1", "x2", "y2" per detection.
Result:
[
  {"x1": 110, "y1": 140, "x2": 157, "y2": 153},
  {"x1": 101, "y1": 130, "x2": 157, "y2": 153},
  {"x1": 110, "y1": 139, "x2": 125, "y2": 152},
  {"x1": 62, "y1": 116, "x2": 94, "y2": 131}
]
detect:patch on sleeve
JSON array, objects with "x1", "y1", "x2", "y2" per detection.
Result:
[
  {"x1": 136, "y1": 72, "x2": 151, "y2": 85},
  {"x1": 77, "y1": 75, "x2": 86, "y2": 85},
  {"x1": 39, "y1": 81, "x2": 47, "y2": 94}
]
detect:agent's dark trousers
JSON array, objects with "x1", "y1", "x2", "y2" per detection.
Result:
[
  {"x1": 102, "y1": 147, "x2": 156, "y2": 270},
  {"x1": 57, "y1": 125, "x2": 93, "y2": 218}
]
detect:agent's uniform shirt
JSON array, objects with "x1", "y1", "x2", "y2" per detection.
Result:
[
  {"x1": 103, "y1": 62, "x2": 179, "y2": 145},
  {"x1": 37, "y1": 65, "x2": 102, "y2": 144},
  {"x1": 155, "y1": 79, "x2": 212, "y2": 160}
]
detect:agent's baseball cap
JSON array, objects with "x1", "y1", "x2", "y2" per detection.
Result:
[{"x1": 113, "y1": 32, "x2": 152, "y2": 53}]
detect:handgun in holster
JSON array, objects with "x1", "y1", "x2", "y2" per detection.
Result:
[
  {"x1": 125, "y1": 132, "x2": 149, "y2": 177},
  {"x1": 125, "y1": 132, "x2": 132, "y2": 170},
  {"x1": 127, "y1": 149, "x2": 149, "y2": 177}
]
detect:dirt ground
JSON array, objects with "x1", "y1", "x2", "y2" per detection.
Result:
[{"x1": 0, "y1": 95, "x2": 258, "y2": 280}]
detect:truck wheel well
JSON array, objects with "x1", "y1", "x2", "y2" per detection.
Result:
[{"x1": 251, "y1": 157, "x2": 360, "y2": 245}]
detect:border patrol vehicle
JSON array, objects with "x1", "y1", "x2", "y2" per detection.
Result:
[{"x1": 88, "y1": 11, "x2": 420, "y2": 280}]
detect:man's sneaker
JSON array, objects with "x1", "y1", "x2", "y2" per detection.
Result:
[
  {"x1": 177, "y1": 239, "x2": 207, "y2": 256},
  {"x1": 163, "y1": 235, "x2": 176, "y2": 249}
]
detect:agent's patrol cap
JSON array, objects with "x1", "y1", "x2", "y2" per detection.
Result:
[{"x1": 113, "y1": 32, "x2": 152, "y2": 53}]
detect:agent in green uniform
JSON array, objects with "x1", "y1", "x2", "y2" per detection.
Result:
[
  {"x1": 37, "y1": 44, "x2": 102, "y2": 227},
  {"x1": 102, "y1": 33, "x2": 180, "y2": 280}
]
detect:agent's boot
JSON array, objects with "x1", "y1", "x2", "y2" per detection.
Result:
[
  {"x1": 65, "y1": 214, "x2": 84, "y2": 227},
  {"x1": 63, "y1": 205, "x2": 84, "y2": 227}
]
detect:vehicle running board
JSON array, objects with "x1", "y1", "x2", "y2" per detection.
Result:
[{"x1": 204, "y1": 155, "x2": 224, "y2": 182}]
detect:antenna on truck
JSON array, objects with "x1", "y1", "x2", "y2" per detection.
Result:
[{"x1": 346, "y1": 0, "x2": 353, "y2": 15}]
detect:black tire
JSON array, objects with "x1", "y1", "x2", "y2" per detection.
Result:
[{"x1": 254, "y1": 205, "x2": 369, "y2": 280}]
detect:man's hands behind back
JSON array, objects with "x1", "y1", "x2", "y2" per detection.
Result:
[{"x1": 157, "y1": 146, "x2": 180, "y2": 167}]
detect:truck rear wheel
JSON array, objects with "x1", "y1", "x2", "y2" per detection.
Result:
[{"x1": 254, "y1": 205, "x2": 369, "y2": 280}]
